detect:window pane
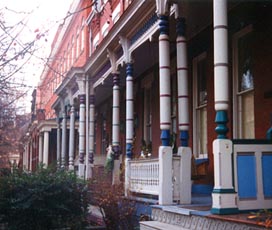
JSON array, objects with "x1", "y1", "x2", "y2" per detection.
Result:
[
  {"x1": 238, "y1": 33, "x2": 254, "y2": 92},
  {"x1": 198, "y1": 107, "x2": 207, "y2": 156},
  {"x1": 241, "y1": 91, "x2": 255, "y2": 138},
  {"x1": 197, "y1": 59, "x2": 207, "y2": 105}
]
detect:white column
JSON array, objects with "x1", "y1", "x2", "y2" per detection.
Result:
[
  {"x1": 158, "y1": 14, "x2": 171, "y2": 146},
  {"x1": 38, "y1": 134, "x2": 43, "y2": 164},
  {"x1": 156, "y1": 2, "x2": 173, "y2": 204},
  {"x1": 176, "y1": 16, "x2": 189, "y2": 146},
  {"x1": 211, "y1": 0, "x2": 238, "y2": 214},
  {"x1": 87, "y1": 84, "x2": 95, "y2": 179},
  {"x1": 112, "y1": 73, "x2": 121, "y2": 185},
  {"x1": 43, "y1": 131, "x2": 49, "y2": 167},
  {"x1": 119, "y1": 36, "x2": 134, "y2": 195},
  {"x1": 56, "y1": 117, "x2": 61, "y2": 167},
  {"x1": 125, "y1": 63, "x2": 133, "y2": 195},
  {"x1": 175, "y1": 8, "x2": 192, "y2": 204},
  {"x1": 125, "y1": 63, "x2": 134, "y2": 158},
  {"x1": 78, "y1": 94, "x2": 86, "y2": 178},
  {"x1": 68, "y1": 105, "x2": 75, "y2": 170},
  {"x1": 61, "y1": 108, "x2": 67, "y2": 168},
  {"x1": 29, "y1": 140, "x2": 33, "y2": 171}
]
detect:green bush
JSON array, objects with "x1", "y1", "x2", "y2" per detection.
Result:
[{"x1": 0, "y1": 165, "x2": 89, "y2": 230}]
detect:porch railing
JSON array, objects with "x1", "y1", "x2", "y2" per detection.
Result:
[{"x1": 127, "y1": 155, "x2": 186, "y2": 203}]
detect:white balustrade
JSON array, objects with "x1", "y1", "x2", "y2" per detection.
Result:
[{"x1": 127, "y1": 155, "x2": 183, "y2": 203}]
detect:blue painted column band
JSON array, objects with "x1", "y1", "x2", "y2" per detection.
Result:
[
  {"x1": 161, "y1": 130, "x2": 170, "y2": 147},
  {"x1": 176, "y1": 17, "x2": 186, "y2": 37},
  {"x1": 180, "y1": 130, "x2": 189, "y2": 147},
  {"x1": 159, "y1": 15, "x2": 169, "y2": 35}
]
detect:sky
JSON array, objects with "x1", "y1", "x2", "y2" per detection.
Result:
[{"x1": 0, "y1": 0, "x2": 74, "y2": 113}]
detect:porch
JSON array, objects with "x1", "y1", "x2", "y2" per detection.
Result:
[{"x1": 125, "y1": 140, "x2": 272, "y2": 229}]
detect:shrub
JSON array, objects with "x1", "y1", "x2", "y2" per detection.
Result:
[
  {"x1": 88, "y1": 173, "x2": 137, "y2": 230},
  {"x1": 0, "y1": 165, "x2": 89, "y2": 230}
]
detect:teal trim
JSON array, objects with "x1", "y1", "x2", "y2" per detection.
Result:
[
  {"x1": 215, "y1": 110, "x2": 229, "y2": 139},
  {"x1": 212, "y1": 188, "x2": 236, "y2": 194},
  {"x1": 232, "y1": 139, "x2": 272, "y2": 144},
  {"x1": 211, "y1": 207, "x2": 239, "y2": 215}
]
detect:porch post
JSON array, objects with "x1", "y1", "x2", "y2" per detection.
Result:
[
  {"x1": 157, "y1": 0, "x2": 173, "y2": 205},
  {"x1": 175, "y1": 5, "x2": 192, "y2": 204},
  {"x1": 43, "y1": 131, "x2": 49, "y2": 167},
  {"x1": 68, "y1": 90, "x2": 75, "y2": 171},
  {"x1": 120, "y1": 36, "x2": 134, "y2": 195},
  {"x1": 87, "y1": 82, "x2": 95, "y2": 179},
  {"x1": 29, "y1": 140, "x2": 33, "y2": 171},
  {"x1": 108, "y1": 49, "x2": 121, "y2": 185},
  {"x1": 77, "y1": 75, "x2": 86, "y2": 178},
  {"x1": 212, "y1": 0, "x2": 238, "y2": 214},
  {"x1": 56, "y1": 116, "x2": 61, "y2": 167},
  {"x1": 112, "y1": 72, "x2": 121, "y2": 184},
  {"x1": 38, "y1": 133, "x2": 43, "y2": 164},
  {"x1": 61, "y1": 102, "x2": 67, "y2": 168}
]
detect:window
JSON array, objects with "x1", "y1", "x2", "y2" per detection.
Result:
[
  {"x1": 112, "y1": 3, "x2": 120, "y2": 24},
  {"x1": 102, "y1": 22, "x2": 109, "y2": 38},
  {"x1": 93, "y1": 33, "x2": 100, "y2": 50},
  {"x1": 76, "y1": 26, "x2": 80, "y2": 58},
  {"x1": 233, "y1": 25, "x2": 254, "y2": 138},
  {"x1": 141, "y1": 74, "x2": 153, "y2": 153},
  {"x1": 81, "y1": 18, "x2": 85, "y2": 51},
  {"x1": 193, "y1": 53, "x2": 208, "y2": 159},
  {"x1": 71, "y1": 35, "x2": 75, "y2": 64}
]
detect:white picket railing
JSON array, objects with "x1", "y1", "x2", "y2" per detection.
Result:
[
  {"x1": 129, "y1": 158, "x2": 160, "y2": 195},
  {"x1": 127, "y1": 156, "x2": 183, "y2": 201}
]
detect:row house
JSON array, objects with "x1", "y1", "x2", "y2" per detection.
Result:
[{"x1": 23, "y1": 0, "x2": 272, "y2": 229}]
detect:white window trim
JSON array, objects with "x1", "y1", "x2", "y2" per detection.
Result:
[
  {"x1": 93, "y1": 33, "x2": 100, "y2": 50},
  {"x1": 112, "y1": 3, "x2": 120, "y2": 24},
  {"x1": 232, "y1": 25, "x2": 253, "y2": 138},
  {"x1": 102, "y1": 22, "x2": 109, "y2": 38},
  {"x1": 193, "y1": 52, "x2": 208, "y2": 159}
]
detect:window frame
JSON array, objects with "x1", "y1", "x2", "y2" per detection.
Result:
[
  {"x1": 193, "y1": 52, "x2": 208, "y2": 159},
  {"x1": 232, "y1": 25, "x2": 254, "y2": 139}
]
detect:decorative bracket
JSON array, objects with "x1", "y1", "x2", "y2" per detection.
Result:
[
  {"x1": 76, "y1": 74, "x2": 86, "y2": 94},
  {"x1": 119, "y1": 36, "x2": 133, "y2": 64},
  {"x1": 107, "y1": 49, "x2": 119, "y2": 74}
]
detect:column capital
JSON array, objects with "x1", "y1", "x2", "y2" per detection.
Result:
[
  {"x1": 76, "y1": 74, "x2": 86, "y2": 94},
  {"x1": 156, "y1": 0, "x2": 170, "y2": 16},
  {"x1": 67, "y1": 88, "x2": 74, "y2": 106}
]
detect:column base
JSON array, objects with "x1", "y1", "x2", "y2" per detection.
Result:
[
  {"x1": 78, "y1": 163, "x2": 85, "y2": 178},
  {"x1": 177, "y1": 146, "x2": 192, "y2": 204},
  {"x1": 112, "y1": 159, "x2": 121, "y2": 185},
  {"x1": 211, "y1": 190, "x2": 238, "y2": 214},
  {"x1": 85, "y1": 164, "x2": 93, "y2": 179},
  {"x1": 159, "y1": 146, "x2": 173, "y2": 205},
  {"x1": 68, "y1": 165, "x2": 74, "y2": 171}
]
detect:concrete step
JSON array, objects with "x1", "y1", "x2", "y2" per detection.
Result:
[{"x1": 140, "y1": 221, "x2": 187, "y2": 230}]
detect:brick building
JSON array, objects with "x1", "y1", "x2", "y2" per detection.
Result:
[{"x1": 23, "y1": 0, "x2": 272, "y2": 228}]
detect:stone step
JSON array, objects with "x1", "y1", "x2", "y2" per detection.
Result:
[
  {"x1": 140, "y1": 206, "x2": 264, "y2": 230},
  {"x1": 140, "y1": 221, "x2": 187, "y2": 230}
]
